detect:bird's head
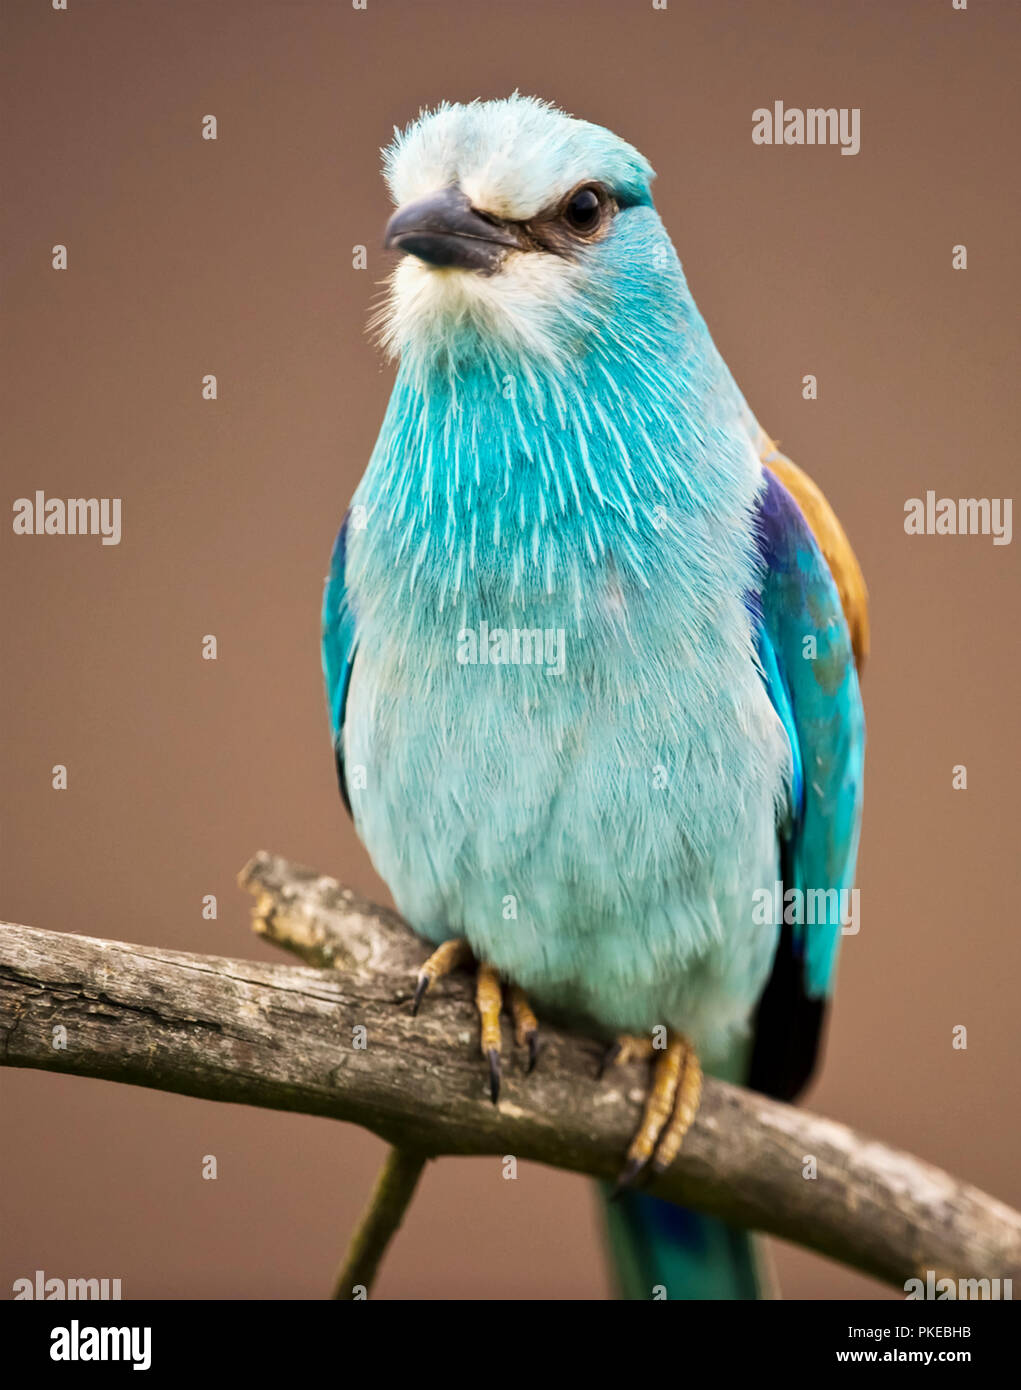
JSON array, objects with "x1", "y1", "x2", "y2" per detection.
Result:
[{"x1": 376, "y1": 96, "x2": 680, "y2": 384}]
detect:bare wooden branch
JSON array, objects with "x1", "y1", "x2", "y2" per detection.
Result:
[
  {"x1": 330, "y1": 1145, "x2": 429, "y2": 1300},
  {"x1": 1, "y1": 848, "x2": 1018, "y2": 1294}
]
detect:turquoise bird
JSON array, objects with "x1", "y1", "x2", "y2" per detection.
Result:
[{"x1": 322, "y1": 95, "x2": 866, "y2": 1300}]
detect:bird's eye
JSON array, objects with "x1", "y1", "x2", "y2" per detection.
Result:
[{"x1": 563, "y1": 185, "x2": 605, "y2": 235}]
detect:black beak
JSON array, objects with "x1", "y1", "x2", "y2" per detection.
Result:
[{"x1": 383, "y1": 186, "x2": 523, "y2": 273}]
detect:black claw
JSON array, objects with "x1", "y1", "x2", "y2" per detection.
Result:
[
  {"x1": 487, "y1": 1048, "x2": 501, "y2": 1106},
  {"x1": 597, "y1": 1040, "x2": 623, "y2": 1080},
  {"x1": 610, "y1": 1155, "x2": 647, "y2": 1200},
  {"x1": 526, "y1": 1031, "x2": 540, "y2": 1074},
  {"x1": 411, "y1": 974, "x2": 429, "y2": 1016}
]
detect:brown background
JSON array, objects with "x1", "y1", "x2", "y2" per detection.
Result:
[{"x1": 2, "y1": 0, "x2": 1018, "y2": 1300}]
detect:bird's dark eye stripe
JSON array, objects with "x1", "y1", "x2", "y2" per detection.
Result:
[{"x1": 514, "y1": 182, "x2": 635, "y2": 257}]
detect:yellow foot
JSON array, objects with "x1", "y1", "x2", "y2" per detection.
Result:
[
  {"x1": 476, "y1": 962, "x2": 503, "y2": 1104},
  {"x1": 411, "y1": 938, "x2": 472, "y2": 1014},
  {"x1": 610, "y1": 1032, "x2": 702, "y2": 1191},
  {"x1": 598, "y1": 1033, "x2": 653, "y2": 1077},
  {"x1": 412, "y1": 940, "x2": 541, "y2": 1105},
  {"x1": 508, "y1": 985, "x2": 540, "y2": 1074}
]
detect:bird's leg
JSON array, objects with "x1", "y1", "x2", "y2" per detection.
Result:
[
  {"x1": 476, "y1": 963, "x2": 503, "y2": 1104},
  {"x1": 615, "y1": 1032, "x2": 702, "y2": 1190},
  {"x1": 598, "y1": 1033, "x2": 654, "y2": 1077},
  {"x1": 412, "y1": 938, "x2": 472, "y2": 1014},
  {"x1": 412, "y1": 942, "x2": 541, "y2": 1105},
  {"x1": 508, "y1": 985, "x2": 540, "y2": 1074},
  {"x1": 649, "y1": 1038, "x2": 702, "y2": 1176}
]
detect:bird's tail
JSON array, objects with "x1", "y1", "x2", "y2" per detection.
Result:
[{"x1": 599, "y1": 1186, "x2": 772, "y2": 1300}]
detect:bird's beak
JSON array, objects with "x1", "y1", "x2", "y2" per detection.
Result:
[{"x1": 383, "y1": 186, "x2": 524, "y2": 273}]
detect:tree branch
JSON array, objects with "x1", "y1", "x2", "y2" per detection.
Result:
[
  {"x1": 329, "y1": 1145, "x2": 429, "y2": 1299},
  {"x1": 1, "y1": 848, "x2": 1018, "y2": 1293}
]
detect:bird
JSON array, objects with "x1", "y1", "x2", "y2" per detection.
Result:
[{"x1": 322, "y1": 94, "x2": 866, "y2": 1300}]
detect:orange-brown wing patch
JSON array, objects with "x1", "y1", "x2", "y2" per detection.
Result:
[{"x1": 759, "y1": 436, "x2": 870, "y2": 673}]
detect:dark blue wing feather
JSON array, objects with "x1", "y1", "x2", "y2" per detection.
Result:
[
  {"x1": 749, "y1": 470, "x2": 865, "y2": 1099},
  {"x1": 321, "y1": 513, "x2": 358, "y2": 815}
]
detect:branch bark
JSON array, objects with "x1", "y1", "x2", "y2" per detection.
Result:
[{"x1": 1, "y1": 848, "x2": 1018, "y2": 1293}]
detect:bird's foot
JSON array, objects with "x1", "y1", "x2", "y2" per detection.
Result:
[
  {"x1": 607, "y1": 1031, "x2": 702, "y2": 1192},
  {"x1": 598, "y1": 1033, "x2": 653, "y2": 1077},
  {"x1": 412, "y1": 939, "x2": 540, "y2": 1106},
  {"x1": 411, "y1": 938, "x2": 472, "y2": 1014}
]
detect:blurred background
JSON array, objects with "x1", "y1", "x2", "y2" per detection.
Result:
[{"x1": 2, "y1": 0, "x2": 1018, "y2": 1299}]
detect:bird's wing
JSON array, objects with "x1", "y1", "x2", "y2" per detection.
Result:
[
  {"x1": 321, "y1": 512, "x2": 358, "y2": 815},
  {"x1": 758, "y1": 433, "x2": 870, "y2": 673},
  {"x1": 746, "y1": 466, "x2": 866, "y2": 1100}
]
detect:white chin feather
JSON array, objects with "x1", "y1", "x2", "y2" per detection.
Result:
[{"x1": 375, "y1": 252, "x2": 582, "y2": 376}]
